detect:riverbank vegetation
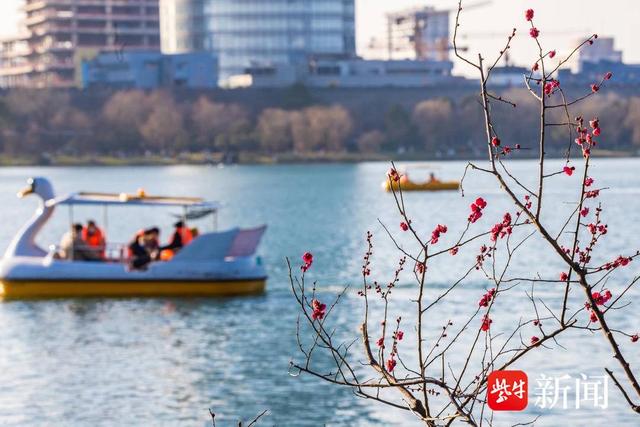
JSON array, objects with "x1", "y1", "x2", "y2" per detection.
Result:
[{"x1": 1, "y1": 83, "x2": 640, "y2": 165}]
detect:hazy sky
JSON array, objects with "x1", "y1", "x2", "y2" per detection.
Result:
[{"x1": 0, "y1": 0, "x2": 637, "y2": 75}]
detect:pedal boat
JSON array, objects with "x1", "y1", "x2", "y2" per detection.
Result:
[
  {"x1": 0, "y1": 178, "x2": 267, "y2": 299},
  {"x1": 383, "y1": 179, "x2": 460, "y2": 192}
]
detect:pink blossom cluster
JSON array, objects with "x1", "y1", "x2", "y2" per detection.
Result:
[
  {"x1": 574, "y1": 116, "x2": 601, "y2": 158},
  {"x1": 301, "y1": 252, "x2": 313, "y2": 272},
  {"x1": 430, "y1": 224, "x2": 448, "y2": 244},
  {"x1": 468, "y1": 197, "x2": 487, "y2": 223},
  {"x1": 490, "y1": 213, "x2": 513, "y2": 242},
  {"x1": 481, "y1": 314, "x2": 492, "y2": 332},
  {"x1": 602, "y1": 255, "x2": 632, "y2": 270},
  {"x1": 592, "y1": 289, "x2": 612, "y2": 306},
  {"x1": 478, "y1": 288, "x2": 496, "y2": 307},
  {"x1": 311, "y1": 299, "x2": 326, "y2": 320}
]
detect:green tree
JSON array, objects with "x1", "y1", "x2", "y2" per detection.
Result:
[{"x1": 384, "y1": 105, "x2": 419, "y2": 151}]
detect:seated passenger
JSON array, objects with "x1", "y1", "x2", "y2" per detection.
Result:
[
  {"x1": 428, "y1": 172, "x2": 440, "y2": 183},
  {"x1": 161, "y1": 221, "x2": 193, "y2": 253},
  {"x1": 145, "y1": 227, "x2": 161, "y2": 260},
  {"x1": 59, "y1": 223, "x2": 101, "y2": 261},
  {"x1": 82, "y1": 220, "x2": 106, "y2": 259},
  {"x1": 128, "y1": 228, "x2": 159, "y2": 270}
]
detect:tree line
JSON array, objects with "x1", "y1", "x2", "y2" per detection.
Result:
[{"x1": 1, "y1": 88, "x2": 640, "y2": 160}]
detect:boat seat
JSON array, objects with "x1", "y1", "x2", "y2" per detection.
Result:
[{"x1": 172, "y1": 228, "x2": 239, "y2": 261}]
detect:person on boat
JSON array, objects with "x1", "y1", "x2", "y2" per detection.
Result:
[
  {"x1": 399, "y1": 172, "x2": 410, "y2": 185},
  {"x1": 428, "y1": 172, "x2": 440, "y2": 184},
  {"x1": 59, "y1": 223, "x2": 102, "y2": 261},
  {"x1": 145, "y1": 227, "x2": 161, "y2": 260},
  {"x1": 82, "y1": 220, "x2": 106, "y2": 259},
  {"x1": 161, "y1": 221, "x2": 193, "y2": 253},
  {"x1": 128, "y1": 228, "x2": 159, "y2": 270},
  {"x1": 190, "y1": 227, "x2": 199, "y2": 239}
]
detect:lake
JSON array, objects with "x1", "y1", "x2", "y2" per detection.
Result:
[{"x1": 0, "y1": 159, "x2": 639, "y2": 426}]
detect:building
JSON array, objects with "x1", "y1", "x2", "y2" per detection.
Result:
[
  {"x1": 80, "y1": 50, "x2": 217, "y2": 89},
  {"x1": 489, "y1": 66, "x2": 530, "y2": 87},
  {"x1": 557, "y1": 37, "x2": 640, "y2": 84},
  {"x1": 386, "y1": 6, "x2": 450, "y2": 61},
  {"x1": 0, "y1": 0, "x2": 161, "y2": 88},
  {"x1": 578, "y1": 37, "x2": 622, "y2": 69},
  {"x1": 0, "y1": 35, "x2": 33, "y2": 88},
  {"x1": 159, "y1": 0, "x2": 356, "y2": 83},
  {"x1": 228, "y1": 58, "x2": 464, "y2": 88},
  {"x1": 559, "y1": 60, "x2": 640, "y2": 85},
  {"x1": 159, "y1": 0, "x2": 209, "y2": 53}
]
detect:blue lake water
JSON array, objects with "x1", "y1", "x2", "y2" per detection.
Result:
[{"x1": 0, "y1": 159, "x2": 639, "y2": 426}]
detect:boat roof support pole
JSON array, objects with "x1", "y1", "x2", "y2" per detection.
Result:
[
  {"x1": 68, "y1": 205, "x2": 75, "y2": 255},
  {"x1": 68, "y1": 205, "x2": 74, "y2": 226},
  {"x1": 103, "y1": 205, "x2": 108, "y2": 234}
]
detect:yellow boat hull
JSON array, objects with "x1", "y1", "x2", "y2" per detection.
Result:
[
  {"x1": 383, "y1": 180, "x2": 460, "y2": 192},
  {"x1": 0, "y1": 278, "x2": 266, "y2": 299}
]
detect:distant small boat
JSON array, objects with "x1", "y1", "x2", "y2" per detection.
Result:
[
  {"x1": 0, "y1": 177, "x2": 267, "y2": 299},
  {"x1": 383, "y1": 178, "x2": 460, "y2": 192}
]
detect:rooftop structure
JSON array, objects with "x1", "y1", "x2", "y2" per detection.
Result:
[
  {"x1": 559, "y1": 60, "x2": 640, "y2": 85},
  {"x1": 228, "y1": 58, "x2": 464, "y2": 88},
  {"x1": 80, "y1": 50, "x2": 218, "y2": 89}
]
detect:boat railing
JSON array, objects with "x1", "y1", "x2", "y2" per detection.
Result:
[{"x1": 47, "y1": 242, "x2": 130, "y2": 263}]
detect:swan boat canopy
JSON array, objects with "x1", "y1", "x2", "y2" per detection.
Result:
[{"x1": 0, "y1": 177, "x2": 267, "y2": 299}]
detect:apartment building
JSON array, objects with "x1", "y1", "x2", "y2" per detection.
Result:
[{"x1": 0, "y1": 0, "x2": 161, "y2": 88}]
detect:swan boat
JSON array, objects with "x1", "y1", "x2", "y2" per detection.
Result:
[{"x1": 0, "y1": 177, "x2": 267, "y2": 299}]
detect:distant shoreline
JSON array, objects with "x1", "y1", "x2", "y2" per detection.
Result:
[{"x1": 0, "y1": 149, "x2": 636, "y2": 167}]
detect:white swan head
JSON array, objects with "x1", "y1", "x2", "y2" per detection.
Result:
[
  {"x1": 3, "y1": 177, "x2": 56, "y2": 258},
  {"x1": 17, "y1": 177, "x2": 55, "y2": 202}
]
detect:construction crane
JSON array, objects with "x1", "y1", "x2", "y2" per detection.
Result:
[
  {"x1": 458, "y1": 29, "x2": 590, "y2": 66},
  {"x1": 369, "y1": 0, "x2": 587, "y2": 64},
  {"x1": 381, "y1": 1, "x2": 492, "y2": 61}
]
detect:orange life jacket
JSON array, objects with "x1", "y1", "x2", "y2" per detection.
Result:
[
  {"x1": 178, "y1": 226, "x2": 193, "y2": 246},
  {"x1": 82, "y1": 226, "x2": 106, "y2": 257},
  {"x1": 82, "y1": 227, "x2": 105, "y2": 246}
]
